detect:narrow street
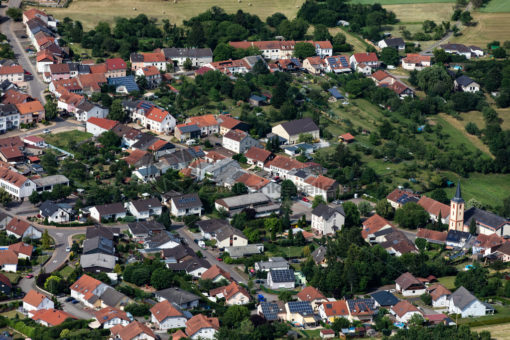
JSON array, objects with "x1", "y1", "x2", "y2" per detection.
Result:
[
  {"x1": 0, "y1": 5, "x2": 47, "y2": 102},
  {"x1": 173, "y1": 224, "x2": 248, "y2": 284}
]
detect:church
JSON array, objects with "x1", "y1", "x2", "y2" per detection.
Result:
[{"x1": 448, "y1": 182, "x2": 510, "y2": 236}]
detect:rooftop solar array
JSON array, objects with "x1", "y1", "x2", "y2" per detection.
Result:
[
  {"x1": 269, "y1": 269, "x2": 295, "y2": 283},
  {"x1": 287, "y1": 301, "x2": 314, "y2": 316},
  {"x1": 260, "y1": 302, "x2": 280, "y2": 321}
]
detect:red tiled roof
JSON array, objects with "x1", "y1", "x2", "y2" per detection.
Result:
[
  {"x1": 145, "y1": 107, "x2": 169, "y2": 123},
  {"x1": 148, "y1": 139, "x2": 169, "y2": 152},
  {"x1": 70, "y1": 274, "x2": 103, "y2": 299},
  {"x1": 235, "y1": 172, "x2": 270, "y2": 190},
  {"x1": 403, "y1": 53, "x2": 431, "y2": 64},
  {"x1": 361, "y1": 214, "x2": 393, "y2": 239},
  {"x1": 16, "y1": 100, "x2": 44, "y2": 115},
  {"x1": 391, "y1": 300, "x2": 419, "y2": 318},
  {"x1": 53, "y1": 78, "x2": 82, "y2": 92},
  {"x1": 8, "y1": 242, "x2": 33, "y2": 257},
  {"x1": 218, "y1": 115, "x2": 241, "y2": 129},
  {"x1": 245, "y1": 147, "x2": 271, "y2": 163},
  {"x1": 371, "y1": 70, "x2": 393, "y2": 82},
  {"x1": 386, "y1": 188, "x2": 419, "y2": 203},
  {"x1": 195, "y1": 67, "x2": 213, "y2": 76},
  {"x1": 89, "y1": 64, "x2": 108, "y2": 74},
  {"x1": 150, "y1": 300, "x2": 184, "y2": 323},
  {"x1": 0, "y1": 273, "x2": 11, "y2": 288},
  {"x1": 187, "y1": 114, "x2": 218, "y2": 128},
  {"x1": 0, "y1": 147, "x2": 23, "y2": 160},
  {"x1": 201, "y1": 265, "x2": 231, "y2": 282},
  {"x1": 172, "y1": 329, "x2": 187, "y2": 340},
  {"x1": 95, "y1": 306, "x2": 129, "y2": 324},
  {"x1": 106, "y1": 58, "x2": 127, "y2": 71},
  {"x1": 476, "y1": 233, "x2": 505, "y2": 250},
  {"x1": 78, "y1": 73, "x2": 107, "y2": 92},
  {"x1": 123, "y1": 149, "x2": 148, "y2": 166},
  {"x1": 205, "y1": 151, "x2": 226, "y2": 162},
  {"x1": 427, "y1": 284, "x2": 451, "y2": 301},
  {"x1": 321, "y1": 299, "x2": 349, "y2": 317},
  {"x1": 418, "y1": 196, "x2": 450, "y2": 218},
  {"x1": 87, "y1": 117, "x2": 118, "y2": 131},
  {"x1": 36, "y1": 49, "x2": 55, "y2": 63},
  {"x1": 0, "y1": 65, "x2": 23, "y2": 75},
  {"x1": 186, "y1": 314, "x2": 219, "y2": 337},
  {"x1": 49, "y1": 63, "x2": 69, "y2": 74},
  {"x1": 296, "y1": 286, "x2": 326, "y2": 302},
  {"x1": 23, "y1": 8, "x2": 47, "y2": 21},
  {"x1": 142, "y1": 52, "x2": 166, "y2": 63},
  {"x1": 31, "y1": 309, "x2": 76, "y2": 326},
  {"x1": 267, "y1": 155, "x2": 307, "y2": 171},
  {"x1": 111, "y1": 321, "x2": 155, "y2": 340},
  {"x1": 224, "y1": 129, "x2": 248, "y2": 142},
  {"x1": 0, "y1": 249, "x2": 18, "y2": 266},
  {"x1": 140, "y1": 66, "x2": 159, "y2": 77},
  {"x1": 23, "y1": 289, "x2": 48, "y2": 308},
  {"x1": 340, "y1": 133, "x2": 355, "y2": 141},
  {"x1": 6, "y1": 218, "x2": 31, "y2": 235},
  {"x1": 304, "y1": 175, "x2": 337, "y2": 190},
  {"x1": 2, "y1": 89, "x2": 31, "y2": 105},
  {"x1": 416, "y1": 228, "x2": 447, "y2": 242},
  {"x1": 209, "y1": 281, "x2": 250, "y2": 302},
  {"x1": 353, "y1": 52, "x2": 379, "y2": 63}
]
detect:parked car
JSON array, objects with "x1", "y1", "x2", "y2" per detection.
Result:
[
  {"x1": 216, "y1": 257, "x2": 223, "y2": 262},
  {"x1": 301, "y1": 197, "x2": 309, "y2": 202},
  {"x1": 65, "y1": 297, "x2": 74, "y2": 302},
  {"x1": 71, "y1": 300, "x2": 79, "y2": 304},
  {"x1": 43, "y1": 129, "x2": 51, "y2": 134},
  {"x1": 25, "y1": 274, "x2": 33, "y2": 279}
]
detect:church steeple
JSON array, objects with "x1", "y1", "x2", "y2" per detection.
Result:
[
  {"x1": 452, "y1": 181, "x2": 464, "y2": 204},
  {"x1": 449, "y1": 180, "x2": 466, "y2": 232}
]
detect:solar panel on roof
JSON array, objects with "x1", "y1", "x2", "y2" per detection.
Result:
[{"x1": 339, "y1": 56, "x2": 349, "y2": 67}]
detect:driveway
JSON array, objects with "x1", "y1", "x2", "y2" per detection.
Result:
[
  {"x1": 173, "y1": 224, "x2": 248, "y2": 284},
  {"x1": 58, "y1": 297, "x2": 95, "y2": 320},
  {"x1": 0, "y1": 6, "x2": 47, "y2": 102}
]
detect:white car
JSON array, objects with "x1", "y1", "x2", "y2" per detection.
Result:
[{"x1": 65, "y1": 247, "x2": 71, "y2": 252}]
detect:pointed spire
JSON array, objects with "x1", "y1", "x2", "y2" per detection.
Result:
[{"x1": 452, "y1": 180, "x2": 464, "y2": 203}]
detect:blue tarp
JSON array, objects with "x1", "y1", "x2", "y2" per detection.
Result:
[{"x1": 328, "y1": 87, "x2": 344, "y2": 99}]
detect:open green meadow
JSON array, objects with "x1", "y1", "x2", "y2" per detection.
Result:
[
  {"x1": 480, "y1": 0, "x2": 510, "y2": 13},
  {"x1": 43, "y1": 130, "x2": 92, "y2": 152},
  {"x1": 349, "y1": 0, "x2": 454, "y2": 4}
]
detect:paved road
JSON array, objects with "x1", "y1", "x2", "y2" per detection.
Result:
[
  {"x1": 174, "y1": 224, "x2": 248, "y2": 284},
  {"x1": 0, "y1": 6, "x2": 47, "y2": 102}
]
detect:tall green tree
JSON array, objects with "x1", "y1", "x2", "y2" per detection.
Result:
[
  {"x1": 394, "y1": 202, "x2": 429, "y2": 229},
  {"x1": 293, "y1": 42, "x2": 316, "y2": 59}
]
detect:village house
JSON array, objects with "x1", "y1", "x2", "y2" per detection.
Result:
[
  {"x1": 0, "y1": 65, "x2": 24, "y2": 86},
  {"x1": 111, "y1": 321, "x2": 156, "y2": 340},
  {"x1": 6, "y1": 218, "x2": 41, "y2": 239},
  {"x1": 318, "y1": 299, "x2": 349, "y2": 323},
  {"x1": 347, "y1": 298, "x2": 377, "y2": 322},
  {"x1": 127, "y1": 221, "x2": 165, "y2": 242},
  {"x1": 370, "y1": 290, "x2": 399, "y2": 308},
  {"x1": 395, "y1": 272, "x2": 426, "y2": 296},
  {"x1": 267, "y1": 269, "x2": 295, "y2": 290},
  {"x1": 448, "y1": 286, "x2": 488, "y2": 317},
  {"x1": 455, "y1": 75, "x2": 480, "y2": 93},
  {"x1": 0, "y1": 249, "x2": 18, "y2": 272},
  {"x1": 150, "y1": 300, "x2": 187, "y2": 330},
  {"x1": 416, "y1": 228, "x2": 448, "y2": 245},
  {"x1": 89, "y1": 202, "x2": 126, "y2": 222},
  {"x1": 185, "y1": 314, "x2": 219, "y2": 340},
  {"x1": 377, "y1": 37, "x2": 405, "y2": 51},
  {"x1": 105, "y1": 58, "x2": 127, "y2": 79},
  {"x1": 169, "y1": 193, "x2": 203, "y2": 217},
  {"x1": 311, "y1": 204, "x2": 345, "y2": 236},
  {"x1": 125, "y1": 197, "x2": 163, "y2": 221},
  {"x1": 229, "y1": 40, "x2": 332, "y2": 60},
  {"x1": 94, "y1": 306, "x2": 130, "y2": 329},
  {"x1": 402, "y1": 54, "x2": 431, "y2": 70},
  {"x1": 349, "y1": 52, "x2": 380, "y2": 71},
  {"x1": 427, "y1": 284, "x2": 451, "y2": 308},
  {"x1": 296, "y1": 286, "x2": 327, "y2": 311},
  {"x1": 440, "y1": 43, "x2": 483, "y2": 59},
  {"x1": 215, "y1": 193, "x2": 280, "y2": 218},
  {"x1": 210, "y1": 281, "x2": 251, "y2": 305},
  {"x1": 22, "y1": 290, "x2": 54, "y2": 315},
  {"x1": 324, "y1": 55, "x2": 351, "y2": 74},
  {"x1": 70, "y1": 274, "x2": 109, "y2": 308},
  {"x1": 16, "y1": 100, "x2": 45, "y2": 124},
  {"x1": 155, "y1": 287, "x2": 200, "y2": 310},
  {"x1": 0, "y1": 273, "x2": 12, "y2": 295},
  {"x1": 31, "y1": 309, "x2": 76, "y2": 327},
  {"x1": 39, "y1": 200, "x2": 73, "y2": 223},
  {"x1": 386, "y1": 188, "x2": 420, "y2": 209},
  {"x1": 174, "y1": 123, "x2": 201, "y2": 142},
  {"x1": 245, "y1": 147, "x2": 273, "y2": 168},
  {"x1": 303, "y1": 56, "x2": 326, "y2": 75},
  {"x1": 135, "y1": 66, "x2": 162, "y2": 88},
  {"x1": 81, "y1": 253, "x2": 116, "y2": 273},
  {"x1": 464, "y1": 207, "x2": 510, "y2": 236},
  {"x1": 159, "y1": 47, "x2": 213, "y2": 67},
  {"x1": 285, "y1": 301, "x2": 319, "y2": 328},
  {"x1": 418, "y1": 196, "x2": 450, "y2": 224},
  {"x1": 472, "y1": 233, "x2": 505, "y2": 256},
  {"x1": 86, "y1": 117, "x2": 119, "y2": 137},
  {"x1": 361, "y1": 214, "x2": 394, "y2": 243},
  {"x1": 271, "y1": 118, "x2": 319, "y2": 145},
  {"x1": 186, "y1": 114, "x2": 219, "y2": 136},
  {"x1": 130, "y1": 52, "x2": 167, "y2": 71},
  {"x1": 257, "y1": 301, "x2": 286, "y2": 321},
  {"x1": 222, "y1": 129, "x2": 261, "y2": 154},
  {"x1": 0, "y1": 104, "x2": 20, "y2": 133},
  {"x1": 201, "y1": 265, "x2": 231, "y2": 283},
  {"x1": 391, "y1": 300, "x2": 422, "y2": 323}
]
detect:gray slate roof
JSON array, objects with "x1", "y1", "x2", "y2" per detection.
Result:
[
  {"x1": 279, "y1": 118, "x2": 319, "y2": 136},
  {"x1": 130, "y1": 197, "x2": 162, "y2": 212},
  {"x1": 162, "y1": 47, "x2": 213, "y2": 59},
  {"x1": 83, "y1": 236, "x2": 114, "y2": 255},
  {"x1": 464, "y1": 207, "x2": 509, "y2": 231},
  {"x1": 93, "y1": 202, "x2": 126, "y2": 216},
  {"x1": 171, "y1": 193, "x2": 202, "y2": 210},
  {"x1": 155, "y1": 287, "x2": 200, "y2": 305},
  {"x1": 86, "y1": 225, "x2": 119, "y2": 240},
  {"x1": 312, "y1": 204, "x2": 345, "y2": 220},
  {"x1": 100, "y1": 287, "x2": 130, "y2": 308},
  {"x1": 449, "y1": 286, "x2": 478, "y2": 310},
  {"x1": 370, "y1": 290, "x2": 399, "y2": 307},
  {"x1": 383, "y1": 37, "x2": 405, "y2": 47},
  {"x1": 81, "y1": 253, "x2": 116, "y2": 270},
  {"x1": 456, "y1": 75, "x2": 476, "y2": 87},
  {"x1": 39, "y1": 200, "x2": 72, "y2": 217},
  {"x1": 128, "y1": 221, "x2": 165, "y2": 235}
]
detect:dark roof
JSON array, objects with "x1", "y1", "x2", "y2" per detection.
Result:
[
  {"x1": 455, "y1": 75, "x2": 475, "y2": 87},
  {"x1": 287, "y1": 301, "x2": 314, "y2": 316},
  {"x1": 128, "y1": 221, "x2": 165, "y2": 235},
  {"x1": 161, "y1": 47, "x2": 213, "y2": 59},
  {"x1": 100, "y1": 287, "x2": 129, "y2": 308},
  {"x1": 250, "y1": 94, "x2": 265, "y2": 102},
  {"x1": 86, "y1": 225, "x2": 118, "y2": 240},
  {"x1": 446, "y1": 230, "x2": 471, "y2": 243},
  {"x1": 130, "y1": 53, "x2": 144, "y2": 62},
  {"x1": 464, "y1": 207, "x2": 509, "y2": 231},
  {"x1": 215, "y1": 226, "x2": 245, "y2": 242},
  {"x1": 269, "y1": 269, "x2": 295, "y2": 283},
  {"x1": 196, "y1": 219, "x2": 230, "y2": 234},
  {"x1": 155, "y1": 287, "x2": 200, "y2": 305},
  {"x1": 107, "y1": 76, "x2": 139, "y2": 92},
  {"x1": 130, "y1": 197, "x2": 162, "y2": 212},
  {"x1": 161, "y1": 244, "x2": 195, "y2": 261},
  {"x1": 279, "y1": 118, "x2": 319, "y2": 136},
  {"x1": 132, "y1": 133, "x2": 158, "y2": 151},
  {"x1": 441, "y1": 43, "x2": 471, "y2": 53},
  {"x1": 312, "y1": 204, "x2": 345, "y2": 220},
  {"x1": 395, "y1": 272, "x2": 424, "y2": 291},
  {"x1": 82, "y1": 236, "x2": 114, "y2": 255},
  {"x1": 93, "y1": 203, "x2": 125, "y2": 216},
  {"x1": 178, "y1": 124, "x2": 200, "y2": 133},
  {"x1": 449, "y1": 286, "x2": 477, "y2": 310},
  {"x1": 167, "y1": 258, "x2": 211, "y2": 272},
  {"x1": 383, "y1": 37, "x2": 405, "y2": 47},
  {"x1": 328, "y1": 87, "x2": 344, "y2": 99},
  {"x1": 39, "y1": 200, "x2": 70, "y2": 217},
  {"x1": 145, "y1": 232, "x2": 178, "y2": 249},
  {"x1": 171, "y1": 193, "x2": 202, "y2": 210},
  {"x1": 311, "y1": 245, "x2": 326, "y2": 263},
  {"x1": 259, "y1": 302, "x2": 282, "y2": 321},
  {"x1": 370, "y1": 291, "x2": 399, "y2": 307},
  {"x1": 0, "y1": 104, "x2": 18, "y2": 116}
]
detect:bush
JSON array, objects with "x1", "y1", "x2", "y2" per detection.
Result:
[{"x1": 465, "y1": 122, "x2": 480, "y2": 135}]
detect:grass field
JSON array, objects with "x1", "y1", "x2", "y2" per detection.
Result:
[
  {"x1": 480, "y1": 0, "x2": 510, "y2": 13},
  {"x1": 437, "y1": 113, "x2": 492, "y2": 156},
  {"x1": 385, "y1": 3, "x2": 454, "y2": 23},
  {"x1": 329, "y1": 27, "x2": 369, "y2": 53},
  {"x1": 350, "y1": 0, "x2": 454, "y2": 4},
  {"x1": 48, "y1": 0, "x2": 304, "y2": 30},
  {"x1": 451, "y1": 12, "x2": 510, "y2": 47},
  {"x1": 437, "y1": 275, "x2": 456, "y2": 290},
  {"x1": 59, "y1": 265, "x2": 74, "y2": 279},
  {"x1": 43, "y1": 130, "x2": 92, "y2": 152},
  {"x1": 473, "y1": 323, "x2": 510, "y2": 339}
]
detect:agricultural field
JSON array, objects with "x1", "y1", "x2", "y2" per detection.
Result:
[
  {"x1": 350, "y1": 0, "x2": 454, "y2": 4},
  {"x1": 480, "y1": 0, "x2": 510, "y2": 13},
  {"x1": 473, "y1": 323, "x2": 510, "y2": 339},
  {"x1": 328, "y1": 27, "x2": 369, "y2": 54},
  {"x1": 48, "y1": 0, "x2": 305, "y2": 30},
  {"x1": 385, "y1": 2, "x2": 455, "y2": 24},
  {"x1": 451, "y1": 11, "x2": 510, "y2": 47}
]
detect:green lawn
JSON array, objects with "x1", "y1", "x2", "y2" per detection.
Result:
[
  {"x1": 267, "y1": 246, "x2": 303, "y2": 258},
  {"x1": 72, "y1": 234, "x2": 86, "y2": 242},
  {"x1": 349, "y1": 0, "x2": 454, "y2": 4},
  {"x1": 59, "y1": 265, "x2": 74, "y2": 279},
  {"x1": 0, "y1": 311, "x2": 24, "y2": 319},
  {"x1": 480, "y1": 0, "x2": 510, "y2": 13},
  {"x1": 43, "y1": 130, "x2": 92, "y2": 152},
  {"x1": 35, "y1": 255, "x2": 50, "y2": 266},
  {"x1": 1, "y1": 273, "x2": 20, "y2": 284},
  {"x1": 437, "y1": 275, "x2": 456, "y2": 290},
  {"x1": 457, "y1": 305, "x2": 510, "y2": 327}
]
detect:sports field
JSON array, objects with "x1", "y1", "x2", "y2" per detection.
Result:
[
  {"x1": 49, "y1": 0, "x2": 304, "y2": 29},
  {"x1": 480, "y1": 0, "x2": 510, "y2": 13}
]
